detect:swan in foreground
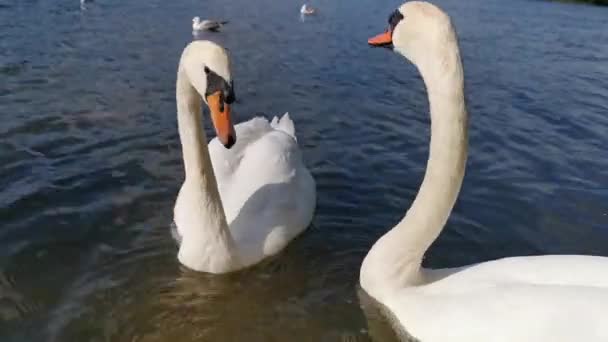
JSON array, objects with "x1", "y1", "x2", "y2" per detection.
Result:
[
  {"x1": 173, "y1": 41, "x2": 316, "y2": 273},
  {"x1": 361, "y1": 2, "x2": 608, "y2": 341},
  {"x1": 192, "y1": 17, "x2": 228, "y2": 32}
]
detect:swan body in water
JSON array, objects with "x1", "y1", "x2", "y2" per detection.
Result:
[
  {"x1": 361, "y1": 2, "x2": 608, "y2": 341},
  {"x1": 172, "y1": 41, "x2": 316, "y2": 273}
]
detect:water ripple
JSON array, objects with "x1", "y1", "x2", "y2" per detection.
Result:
[{"x1": 0, "y1": 0, "x2": 607, "y2": 340}]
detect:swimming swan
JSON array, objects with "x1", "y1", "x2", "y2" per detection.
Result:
[
  {"x1": 173, "y1": 41, "x2": 316, "y2": 273},
  {"x1": 361, "y1": 2, "x2": 608, "y2": 341}
]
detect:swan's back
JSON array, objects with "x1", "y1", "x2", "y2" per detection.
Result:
[
  {"x1": 424, "y1": 255, "x2": 608, "y2": 289},
  {"x1": 386, "y1": 255, "x2": 608, "y2": 341},
  {"x1": 208, "y1": 115, "x2": 298, "y2": 182},
  {"x1": 207, "y1": 115, "x2": 315, "y2": 265},
  {"x1": 390, "y1": 283, "x2": 608, "y2": 341}
]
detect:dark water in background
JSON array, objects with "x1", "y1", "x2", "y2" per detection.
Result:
[{"x1": 1, "y1": 0, "x2": 608, "y2": 340}]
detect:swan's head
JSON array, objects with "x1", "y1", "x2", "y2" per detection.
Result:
[
  {"x1": 180, "y1": 41, "x2": 236, "y2": 148},
  {"x1": 192, "y1": 16, "x2": 200, "y2": 24},
  {"x1": 368, "y1": 1, "x2": 456, "y2": 66}
]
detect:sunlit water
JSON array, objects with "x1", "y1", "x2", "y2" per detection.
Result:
[{"x1": 1, "y1": 0, "x2": 608, "y2": 340}]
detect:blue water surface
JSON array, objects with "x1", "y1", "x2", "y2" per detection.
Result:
[{"x1": 1, "y1": 0, "x2": 607, "y2": 340}]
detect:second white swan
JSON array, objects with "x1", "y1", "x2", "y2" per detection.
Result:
[
  {"x1": 173, "y1": 41, "x2": 316, "y2": 273},
  {"x1": 362, "y1": 2, "x2": 608, "y2": 341}
]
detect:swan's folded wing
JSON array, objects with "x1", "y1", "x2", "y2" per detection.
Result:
[
  {"x1": 389, "y1": 282, "x2": 608, "y2": 342},
  {"x1": 424, "y1": 255, "x2": 608, "y2": 290},
  {"x1": 208, "y1": 116, "x2": 274, "y2": 181}
]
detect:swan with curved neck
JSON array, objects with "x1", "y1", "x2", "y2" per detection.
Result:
[
  {"x1": 361, "y1": 2, "x2": 608, "y2": 341},
  {"x1": 173, "y1": 41, "x2": 315, "y2": 273}
]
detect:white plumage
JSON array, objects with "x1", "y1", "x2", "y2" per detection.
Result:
[{"x1": 361, "y1": 2, "x2": 608, "y2": 341}]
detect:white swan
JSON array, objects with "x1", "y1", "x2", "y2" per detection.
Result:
[
  {"x1": 362, "y1": 2, "x2": 608, "y2": 341},
  {"x1": 173, "y1": 41, "x2": 316, "y2": 273},
  {"x1": 192, "y1": 17, "x2": 228, "y2": 32}
]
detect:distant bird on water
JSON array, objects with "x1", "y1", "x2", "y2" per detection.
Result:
[
  {"x1": 80, "y1": 0, "x2": 92, "y2": 10},
  {"x1": 192, "y1": 17, "x2": 228, "y2": 32},
  {"x1": 300, "y1": 4, "x2": 316, "y2": 15}
]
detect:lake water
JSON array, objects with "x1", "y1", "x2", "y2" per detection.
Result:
[{"x1": 1, "y1": 0, "x2": 608, "y2": 340}]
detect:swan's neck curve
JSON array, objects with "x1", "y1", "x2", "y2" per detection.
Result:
[
  {"x1": 361, "y1": 37, "x2": 467, "y2": 294},
  {"x1": 174, "y1": 67, "x2": 238, "y2": 273}
]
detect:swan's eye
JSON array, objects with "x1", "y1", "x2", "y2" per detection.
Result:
[
  {"x1": 225, "y1": 81, "x2": 235, "y2": 104},
  {"x1": 388, "y1": 9, "x2": 404, "y2": 31},
  {"x1": 205, "y1": 68, "x2": 235, "y2": 104}
]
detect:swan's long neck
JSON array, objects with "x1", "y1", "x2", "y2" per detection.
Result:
[
  {"x1": 361, "y1": 37, "x2": 467, "y2": 293},
  {"x1": 175, "y1": 67, "x2": 238, "y2": 273}
]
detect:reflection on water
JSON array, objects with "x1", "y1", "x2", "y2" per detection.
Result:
[{"x1": 1, "y1": 0, "x2": 608, "y2": 340}]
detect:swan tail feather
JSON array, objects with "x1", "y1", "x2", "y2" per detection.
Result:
[
  {"x1": 273, "y1": 112, "x2": 296, "y2": 139},
  {"x1": 270, "y1": 116, "x2": 280, "y2": 127}
]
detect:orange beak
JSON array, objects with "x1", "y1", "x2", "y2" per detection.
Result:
[
  {"x1": 206, "y1": 91, "x2": 236, "y2": 148},
  {"x1": 368, "y1": 29, "x2": 393, "y2": 47}
]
